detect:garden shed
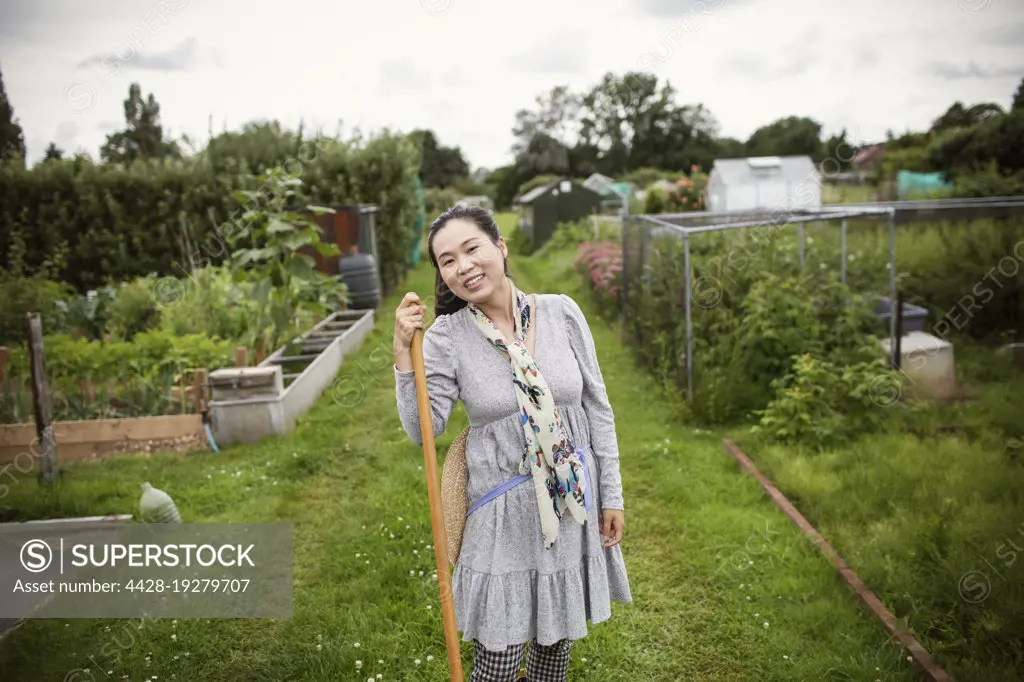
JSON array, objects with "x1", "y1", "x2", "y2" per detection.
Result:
[
  {"x1": 707, "y1": 155, "x2": 821, "y2": 213},
  {"x1": 516, "y1": 178, "x2": 603, "y2": 249}
]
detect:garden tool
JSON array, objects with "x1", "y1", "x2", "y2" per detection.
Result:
[{"x1": 411, "y1": 329, "x2": 465, "y2": 681}]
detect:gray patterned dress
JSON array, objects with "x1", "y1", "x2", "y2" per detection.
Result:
[{"x1": 394, "y1": 293, "x2": 632, "y2": 651}]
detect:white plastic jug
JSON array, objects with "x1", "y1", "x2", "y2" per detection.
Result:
[{"x1": 139, "y1": 482, "x2": 182, "y2": 524}]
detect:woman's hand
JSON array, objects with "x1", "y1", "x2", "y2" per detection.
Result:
[
  {"x1": 394, "y1": 292, "x2": 427, "y2": 353},
  {"x1": 599, "y1": 509, "x2": 624, "y2": 548}
]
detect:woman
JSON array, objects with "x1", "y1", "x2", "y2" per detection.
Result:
[{"x1": 393, "y1": 205, "x2": 631, "y2": 682}]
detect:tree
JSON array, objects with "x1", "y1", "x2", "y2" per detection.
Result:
[
  {"x1": 100, "y1": 83, "x2": 181, "y2": 164},
  {"x1": 409, "y1": 129, "x2": 469, "y2": 188},
  {"x1": 1012, "y1": 78, "x2": 1024, "y2": 112},
  {"x1": 203, "y1": 120, "x2": 308, "y2": 174},
  {"x1": 714, "y1": 136, "x2": 746, "y2": 159},
  {"x1": 745, "y1": 116, "x2": 823, "y2": 159},
  {"x1": 0, "y1": 64, "x2": 26, "y2": 166},
  {"x1": 43, "y1": 142, "x2": 64, "y2": 161},
  {"x1": 821, "y1": 128, "x2": 856, "y2": 171},
  {"x1": 511, "y1": 85, "x2": 581, "y2": 176},
  {"x1": 930, "y1": 101, "x2": 1004, "y2": 133}
]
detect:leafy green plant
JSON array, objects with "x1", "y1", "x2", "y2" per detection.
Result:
[
  {"x1": 664, "y1": 167, "x2": 709, "y2": 212},
  {"x1": 750, "y1": 352, "x2": 902, "y2": 450},
  {"x1": 2, "y1": 330, "x2": 236, "y2": 424},
  {"x1": 226, "y1": 167, "x2": 344, "y2": 354},
  {"x1": 0, "y1": 219, "x2": 74, "y2": 345},
  {"x1": 107, "y1": 278, "x2": 161, "y2": 340},
  {"x1": 56, "y1": 285, "x2": 118, "y2": 340}
]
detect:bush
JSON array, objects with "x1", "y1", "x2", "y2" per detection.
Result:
[
  {"x1": 0, "y1": 222, "x2": 74, "y2": 346},
  {"x1": 663, "y1": 168, "x2": 708, "y2": 212},
  {"x1": 750, "y1": 352, "x2": 902, "y2": 450},
  {"x1": 643, "y1": 188, "x2": 666, "y2": 214},
  {"x1": 422, "y1": 187, "x2": 459, "y2": 216},
  {"x1": 0, "y1": 129, "x2": 421, "y2": 298},
  {"x1": 106, "y1": 278, "x2": 161, "y2": 340}
]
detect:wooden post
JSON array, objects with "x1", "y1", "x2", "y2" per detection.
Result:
[
  {"x1": 26, "y1": 313, "x2": 60, "y2": 486},
  {"x1": 255, "y1": 338, "x2": 267, "y2": 365},
  {"x1": 235, "y1": 346, "x2": 248, "y2": 367},
  {"x1": 192, "y1": 368, "x2": 208, "y2": 415},
  {"x1": 0, "y1": 346, "x2": 9, "y2": 393}
]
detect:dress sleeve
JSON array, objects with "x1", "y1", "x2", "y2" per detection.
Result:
[
  {"x1": 560, "y1": 294, "x2": 624, "y2": 511},
  {"x1": 394, "y1": 314, "x2": 459, "y2": 446}
]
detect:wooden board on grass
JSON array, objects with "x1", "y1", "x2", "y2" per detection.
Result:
[{"x1": 0, "y1": 414, "x2": 207, "y2": 464}]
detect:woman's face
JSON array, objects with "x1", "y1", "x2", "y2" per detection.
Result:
[{"x1": 432, "y1": 218, "x2": 508, "y2": 305}]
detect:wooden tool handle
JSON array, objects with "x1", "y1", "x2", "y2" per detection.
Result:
[{"x1": 411, "y1": 329, "x2": 464, "y2": 681}]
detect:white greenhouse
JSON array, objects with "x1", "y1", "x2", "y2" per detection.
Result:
[{"x1": 706, "y1": 155, "x2": 821, "y2": 213}]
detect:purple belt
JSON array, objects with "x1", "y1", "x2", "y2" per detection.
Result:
[{"x1": 466, "y1": 446, "x2": 594, "y2": 517}]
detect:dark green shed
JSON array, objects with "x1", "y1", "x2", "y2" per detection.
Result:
[{"x1": 516, "y1": 178, "x2": 603, "y2": 249}]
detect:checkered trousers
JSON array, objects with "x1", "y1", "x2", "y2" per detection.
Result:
[{"x1": 469, "y1": 637, "x2": 574, "y2": 682}]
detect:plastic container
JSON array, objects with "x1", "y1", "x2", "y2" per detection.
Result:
[
  {"x1": 338, "y1": 247, "x2": 381, "y2": 310},
  {"x1": 874, "y1": 296, "x2": 927, "y2": 334},
  {"x1": 139, "y1": 482, "x2": 182, "y2": 524}
]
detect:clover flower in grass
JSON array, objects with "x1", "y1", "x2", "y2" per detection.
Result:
[{"x1": 355, "y1": 660, "x2": 362, "y2": 670}]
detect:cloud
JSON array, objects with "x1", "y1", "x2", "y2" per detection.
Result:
[
  {"x1": 984, "y1": 23, "x2": 1024, "y2": 46},
  {"x1": 509, "y1": 31, "x2": 589, "y2": 73},
  {"x1": 77, "y1": 36, "x2": 209, "y2": 74},
  {"x1": 721, "y1": 25, "x2": 819, "y2": 79},
  {"x1": 925, "y1": 60, "x2": 1022, "y2": 80},
  {"x1": 633, "y1": 0, "x2": 746, "y2": 17},
  {"x1": 379, "y1": 58, "x2": 435, "y2": 90},
  {"x1": 851, "y1": 46, "x2": 879, "y2": 70},
  {"x1": 54, "y1": 121, "x2": 81, "y2": 148}
]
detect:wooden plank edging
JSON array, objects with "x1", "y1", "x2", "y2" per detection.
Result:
[
  {"x1": 721, "y1": 439, "x2": 955, "y2": 682},
  {"x1": 0, "y1": 414, "x2": 206, "y2": 463}
]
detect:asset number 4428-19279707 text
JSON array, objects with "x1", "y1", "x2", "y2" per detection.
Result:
[{"x1": 124, "y1": 578, "x2": 251, "y2": 593}]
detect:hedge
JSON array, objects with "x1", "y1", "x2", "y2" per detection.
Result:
[{"x1": 0, "y1": 130, "x2": 421, "y2": 296}]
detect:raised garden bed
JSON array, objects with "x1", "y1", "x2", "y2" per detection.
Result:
[
  {"x1": 207, "y1": 309, "x2": 374, "y2": 447},
  {"x1": 0, "y1": 414, "x2": 207, "y2": 464}
]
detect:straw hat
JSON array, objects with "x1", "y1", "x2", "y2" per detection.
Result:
[{"x1": 441, "y1": 426, "x2": 471, "y2": 566}]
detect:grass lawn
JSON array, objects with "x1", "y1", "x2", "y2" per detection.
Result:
[
  {"x1": 0, "y1": 213, "x2": 922, "y2": 681},
  {"x1": 731, "y1": 359, "x2": 1024, "y2": 682}
]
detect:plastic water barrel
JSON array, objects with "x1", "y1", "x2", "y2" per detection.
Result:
[{"x1": 338, "y1": 250, "x2": 381, "y2": 310}]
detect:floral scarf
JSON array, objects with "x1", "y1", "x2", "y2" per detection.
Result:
[{"x1": 467, "y1": 278, "x2": 588, "y2": 549}]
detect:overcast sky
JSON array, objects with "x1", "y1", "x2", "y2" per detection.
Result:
[{"x1": 1, "y1": 0, "x2": 1022, "y2": 169}]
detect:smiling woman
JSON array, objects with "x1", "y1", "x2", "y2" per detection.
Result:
[{"x1": 392, "y1": 205, "x2": 631, "y2": 682}]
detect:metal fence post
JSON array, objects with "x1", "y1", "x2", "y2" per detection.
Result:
[
  {"x1": 840, "y1": 218, "x2": 848, "y2": 286},
  {"x1": 621, "y1": 216, "x2": 629, "y2": 326},
  {"x1": 798, "y1": 223, "x2": 805, "y2": 269},
  {"x1": 684, "y1": 231, "x2": 693, "y2": 403},
  {"x1": 642, "y1": 221, "x2": 651, "y2": 296},
  {"x1": 888, "y1": 209, "x2": 897, "y2": 352}
]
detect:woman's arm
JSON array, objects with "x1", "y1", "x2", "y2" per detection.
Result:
[
  {"x1": 561, "y1": 294, "x2": 624, "y2": 511},
  {"x1": 394, "y1": 314, "x2": 459, "y2": 446}
]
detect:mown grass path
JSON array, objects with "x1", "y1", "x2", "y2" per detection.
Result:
[{"x1": 1, "y1": 247, "x2": 921, "y2": 681}]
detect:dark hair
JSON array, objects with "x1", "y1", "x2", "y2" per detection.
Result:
[{"x1": 427, "y1": 205, "x2": 512, "y2": 317}]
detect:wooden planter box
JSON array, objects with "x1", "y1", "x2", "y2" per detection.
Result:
[
  {"x1": 207, "y1": 309, "x2": 374, "y2": 447},
  {"x1": 0, "y1": 414, "x2": 207, "y2": 465}
]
